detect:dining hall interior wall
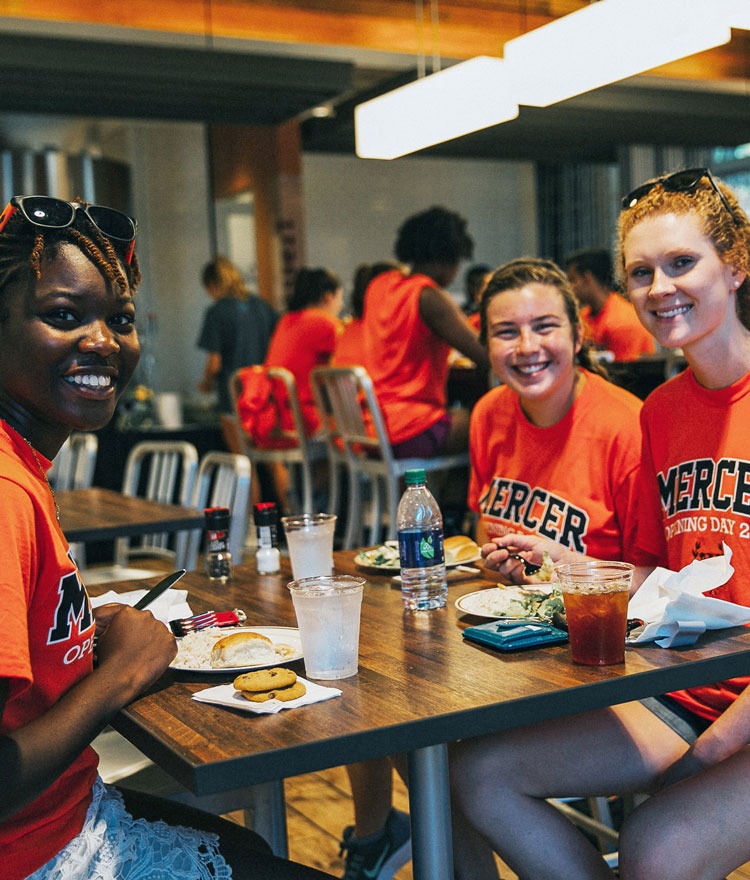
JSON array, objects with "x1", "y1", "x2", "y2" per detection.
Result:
[{"x1": 301, "y1": 153, "x2": 538, "y2": 307}]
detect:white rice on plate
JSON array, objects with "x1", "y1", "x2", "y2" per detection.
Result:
[{"x1": 172, "y1": 628, "x2": 291, "y2": 670}]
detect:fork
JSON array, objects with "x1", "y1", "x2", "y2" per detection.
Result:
[{"x1": 507, "y1": 554, "x2": 543, "y2": 576}]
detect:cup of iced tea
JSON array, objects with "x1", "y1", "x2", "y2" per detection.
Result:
[{"x1": 555, "y1": 561, "x2": 634, "y2": 666}]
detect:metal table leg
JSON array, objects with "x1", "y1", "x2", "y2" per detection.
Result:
[{"x1": 407, "y1": 743, "x2": 454, "y2": 880}]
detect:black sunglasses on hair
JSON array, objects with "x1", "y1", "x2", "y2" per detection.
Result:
[
  {"x1": 0, "y1": 195, "x2": 137, "y2": 263},
  {"x1": 621, "y1": 167, "x2": 739, "y2": 226}
]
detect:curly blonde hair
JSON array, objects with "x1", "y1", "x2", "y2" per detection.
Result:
[{"x1": 616, "y1": 172, "x2": 750, "y2": 329}]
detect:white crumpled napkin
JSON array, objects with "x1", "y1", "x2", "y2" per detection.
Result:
[
  {"x1": 627, "y1": 544, "x2": 750, "y2": 647},
  {"x1": 192, "y1": 678, "x2": 342, "y2": 715},
  {"x1": 89, "y1": 588, "x2": 192, "y2": 627}
]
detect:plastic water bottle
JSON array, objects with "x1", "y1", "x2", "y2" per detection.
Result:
[{"x1": 397, "y1": 468, "x2": 447, "y2": 610}]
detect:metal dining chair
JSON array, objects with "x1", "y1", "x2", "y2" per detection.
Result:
[
  {"x1": 310, "y1": 365, "x2": 470, "y2": 549},
  {"x1": 49, "y1": 431, "x2": 99, "y2": 570},
  {"x1": 229, "y1": 365, "x2": 326, "y2": 515},
  {"x1": 185, "y1": 450, "x2": 253, "y2": 569},
  {"x1": 83, "y1": 440, "x2": 199, "y2": 584},
  {"x1": 48, "y1": 431, "x2": 99, "y2": 492}
]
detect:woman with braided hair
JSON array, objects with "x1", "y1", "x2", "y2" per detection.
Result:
[{"x1": 0, "y1": 196, "x2": 333, "y2": 880}]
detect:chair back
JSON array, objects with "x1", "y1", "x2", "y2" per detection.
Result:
[
  {"x1": 116, "y1": 440, "x2": 199, "y2": 567},
  {"x1": 230, "y1": 366, "x2": 323, "y2": 513},
  {"x1": 187, "y1": 450, "x2": 252, "y2": 567},
  {"x1": 48, "y1": 432, "x2": 98, "y2": 491},
  {"x1": 311, "y1": 365, "x2": 469, "y2": 547}
]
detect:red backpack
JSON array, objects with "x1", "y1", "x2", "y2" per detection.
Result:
[{"x1": 235, "y1": 366, "x2": 297, "y2": 450}]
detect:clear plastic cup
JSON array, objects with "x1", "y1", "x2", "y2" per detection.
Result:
[
  {"x1": 288, "y1": 575, "x2": 365, "y2": 679},
  {"x1": 281, "y1": 513, "x2": 337, "y2": 580},
  {"x1": 555, "y1": 561, "x2": 634, "y2": 666}
]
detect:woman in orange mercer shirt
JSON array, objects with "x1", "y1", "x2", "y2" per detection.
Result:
[{"x1": 362, "y1": 206, "x2": 489, "y2": 459}]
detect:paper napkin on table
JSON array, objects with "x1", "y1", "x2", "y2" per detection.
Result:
[
  {"x1": 192, "y1": 679, "x2": 342, "y2": 715},
  {"x1": 89, "y1": 588, "x2": 192, "y2": 627},
  {"x1": 627, "y1": 544, "x2": 750, "y2": 647}
]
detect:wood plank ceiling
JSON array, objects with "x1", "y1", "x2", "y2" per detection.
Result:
[{"x1": 0, "y1": 1, "x2": 748, "y2": 161}]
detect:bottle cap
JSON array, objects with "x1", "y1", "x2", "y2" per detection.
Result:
[
  {"x1": 404, "y1": 468, "x2": 426, "y2": 485},
  {"x1": 204, "y1": 506, "x2": 230, "y2": 530},
  {"x1": 253, "y1": 502, "x2": 278, "y2": 526}
]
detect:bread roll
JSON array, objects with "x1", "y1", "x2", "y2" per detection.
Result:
[
  {"x1": 444, "y1": 535, "x2": 480, "y2": 564},
  {"x1": 210, "y1": 631, "x2": 278, "y2": 668}
]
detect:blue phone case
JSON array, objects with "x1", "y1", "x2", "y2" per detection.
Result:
[{"x1": 463, "y1": 619, "x2": 569, "y2": 652}]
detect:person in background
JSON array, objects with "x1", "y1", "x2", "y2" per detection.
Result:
[
  {"x1": 265, "y1": 266, "x2": 343, "y2": 436},
  {"x1": 337, "y1": 208, "x2": 489, "y2": 880},
  {"x1": 463, "y1": 262, "x2": 492, "y2": 331},
  {"x1": 469, "y1": 256, "x2": 648, "y2": 568},
  {"x1": 333, "y1": 261, "x2": 403, "y2": 368},
  {"x1": 197, "y1": 255, "x2": 279, "y2": 450},
  {"x1": 362, "y1": 206, "x2": 489, "y2": 460},
  {"x1": 565, "y1": 246, "x2": 656, "y2": 361},
  {"x1": 451, "y1": 169, "x2": 750, "y2": 880},
  {"x1": 0, "y1": 195, "x2": 333, "y2": 880}
]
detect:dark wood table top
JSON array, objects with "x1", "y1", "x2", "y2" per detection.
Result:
[
  {"x1": 59, "y1": 486, "x2": 205, "y2": 543},
  {"x1": 91, "y1": 551, "x2": 750, "y2": 799}
]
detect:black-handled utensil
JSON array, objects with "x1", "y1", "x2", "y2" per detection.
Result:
[
  {"x1": 507, "y1": 554, "x2": 543, "y2": 575},
  {"x1": 133, "y1": 569, "x2": 187, "y2": 610}
]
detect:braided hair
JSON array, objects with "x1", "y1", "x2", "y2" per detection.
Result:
[{"x1": 0, "y1": 201, "x2": 141, "y2": 320}]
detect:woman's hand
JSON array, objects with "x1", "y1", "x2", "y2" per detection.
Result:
[
  {"x1": 481, "y1": 533, "x2": 583, "y2": 585},
  {"x1": 95, "y1": 605, "x2": 177, "y2": 700}
]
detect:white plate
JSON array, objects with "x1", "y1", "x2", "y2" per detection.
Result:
[
  {"x1": 354, "y1": 547, "x2": 482, "y2": 572},
  {"x1": 170, "y1": 626, "x2": 303, "y2": 673},
  {"x1": 455, "y1": 587, "x2": 558, "y2": 620}
]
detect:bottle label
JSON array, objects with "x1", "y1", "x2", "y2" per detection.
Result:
[
  {"x1": 207, "y1": 529, "x2": 228, "y2": 553},
  {"x1": 398, "y1": 528, "x2": 445, "y2": 569}
]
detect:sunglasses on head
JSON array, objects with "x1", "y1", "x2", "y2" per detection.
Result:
[
  {"x1": 621, "y1": 167, "x2": 739, "y2": 226},
  {"x1": 0, "y1": 195, "x2": 137, "y2": 263}
]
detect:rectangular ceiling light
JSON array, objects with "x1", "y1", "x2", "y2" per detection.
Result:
[
  {"x1": 504, "y1": 0, "x2": 733, "y2": 108},
  {"x1": 354, "y1": 56, "x2": 518, "y2": 160}
]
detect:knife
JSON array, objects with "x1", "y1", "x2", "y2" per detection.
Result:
[{"x1": 133, "y1": 569, "x2": 187, "y2": 610}]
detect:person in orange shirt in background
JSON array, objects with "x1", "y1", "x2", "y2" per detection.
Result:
[
  {"x1": 565, "y1": 247, "x2": 656, "y2": 361},
  {"x1": 362, "y1": 206, "x2": 489, "y2": 460},
  {"x1": 265, "y1": 266, "x2": 343, "y2": 436},
  {"x1": 463, "y1": 263, "x2": 492, "y2": 332},
  {"x1": 338, "y1": 209, "x2": 489, "y2": 880},
  {"x1": 333, "y1": 261, "x2": 403, "y2": 368}
]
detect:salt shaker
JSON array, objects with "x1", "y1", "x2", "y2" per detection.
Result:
[{"x1": 254, "y1": 501, "x2": 281, "y2": 574}]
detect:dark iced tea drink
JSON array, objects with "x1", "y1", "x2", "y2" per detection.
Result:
[{"x1": 556, "y1": 562, "x2": 634, "y2": 666}]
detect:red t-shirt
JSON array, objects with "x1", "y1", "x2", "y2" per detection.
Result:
[
  {"x1": 636, "y1": 368, "x2": 750, "y2": 721},
  {"x1": 469, "y1": 371, "x2": 651, "y2": 564},
  {"x1": 265, "y1": 308, "x2": 342, "y2": 435},
  {"x1": 0, "y1": 422, "x2": 98, "y2": 879},
  {"x1": 363, "y1": 270, "x2": 451, "y2": 445},
  {"x1": 581, "y1": 293, "x2": 656, "y2": 361},
  {"x1": 332, "y1": 317, "x2": 366, "y2": 368}
]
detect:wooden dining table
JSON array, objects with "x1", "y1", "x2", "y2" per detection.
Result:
[
  {"x1": 58, "y1": 486, "x2": 205, "y2": 543},
  {"x1": 94, "y1": 552, "x2": 750, "y2": 880}
]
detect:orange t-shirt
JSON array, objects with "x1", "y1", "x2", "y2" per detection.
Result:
[
  {"x1": 636, "y1": 368, "x2": 750, "y2": 721},
  {"x1": 363, "y1": 270, "x2": 451, "y2": 445},
  {"x1": 581, "y1": 293, "x2": 656, "y2": 362},
  {"x1": 265, "y1": 308, "x2": 342, "y2": 435},
  {"x1": 332, "y1": 317, "x2": 366, "y2": 367},
  {"x1": 466, "y1": 311, "x2": 481, "y2": 333},
  {"x1": 469, "y1": 371, "x2": 651, "y2": 564},
  {"x1": 0, "y1": 423, "x2": 98, "y2": 880}
]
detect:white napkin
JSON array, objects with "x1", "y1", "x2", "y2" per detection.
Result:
[
  {"x1": 192, "y1": 678, "x2": 342, "y2": 715},
  {"x1": 89, "y1": 588, "x2": 192, "y2": 627},
  {"x1": 627, "y1": 544, "x2": 750, "y2": 647}
]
